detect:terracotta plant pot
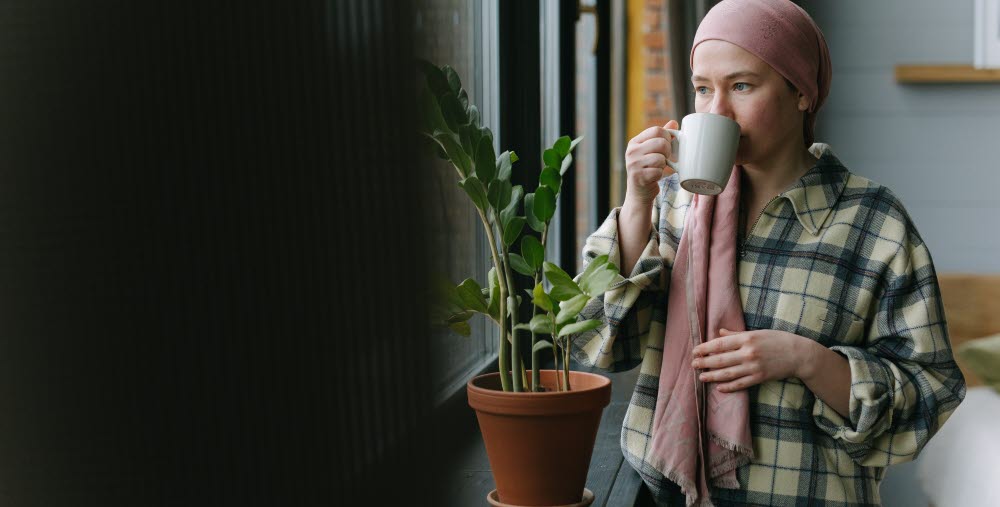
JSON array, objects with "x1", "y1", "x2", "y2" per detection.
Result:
[{"x1": 467, "y1": 370, "x2": 612, "y2": 507}]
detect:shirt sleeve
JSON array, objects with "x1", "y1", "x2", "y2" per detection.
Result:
[
  {"x1": 811, "y1": 233, "x2": 967, "y2": 467},
  {"x1": 568, "y1": 190, "x2": 669, "y2": 372}
]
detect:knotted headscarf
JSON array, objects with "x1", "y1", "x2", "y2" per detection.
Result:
[{"x1": 691, "y1": 0, "x2": 832, "y2": 145}]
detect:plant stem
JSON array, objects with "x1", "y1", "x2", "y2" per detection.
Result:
[
  {"x1": 477, "y1": 209, "x2": 511, "y2": 392},
  {"x1": 530, "y1": 224, "x2": 550, "y2": 392},
  {"x1": 563, "y1": 337, "x2": 571, "y2": 391},
  {"x1": 502, "y1": 246, "x2": 523, "y2": 392},
  {"x1": 549, "y1": 314, "x2": 561, "y2": 391}
]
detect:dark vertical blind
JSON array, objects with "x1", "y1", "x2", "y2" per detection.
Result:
[{"x1": 0, "y1": 1, "x2": 435, "y2": 505}]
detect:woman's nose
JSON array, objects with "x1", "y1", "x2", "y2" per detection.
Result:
[{"x1": 708, "y1": 96, "x2": 735, "y2": 120}]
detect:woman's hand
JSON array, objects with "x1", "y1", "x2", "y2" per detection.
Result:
[
  {"x1": 691, "y1": 328, "x2": 814, "y2": 393},
  {"x1": 624, "y1": 120, "x2": 678, "y2": 207}
]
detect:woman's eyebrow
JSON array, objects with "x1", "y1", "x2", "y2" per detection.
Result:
[{"x1": 691, "y1": 71, "x2": 761, "y2": 82}]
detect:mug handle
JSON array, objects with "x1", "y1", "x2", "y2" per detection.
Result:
[{"x1": 663, "y1": 129, "x2": 682, "y2": 173}]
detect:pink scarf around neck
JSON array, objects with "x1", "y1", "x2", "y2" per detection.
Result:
[{"x1": 648, "y1": 166, "x2": 754, "y2": 506}]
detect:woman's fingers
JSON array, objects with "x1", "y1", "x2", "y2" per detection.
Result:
[
  {"x1": 630, "y1": 124, "x2": 672, "y2": 146},
  {"x1": 698, "y1": 363, "x2": 754, "y2": 384},
  {"x1": 636, "y1": 153, "x2": 667, "y2": 171},
  {"x1": 692, "y1": 349, "x2": 743, "y2": 370},
  {"x1": 637, "y1": 136, "x2": 671, "y2": 158},
  {"x1": 692, "y1": 332, "x2": 744, "y2": 357}
]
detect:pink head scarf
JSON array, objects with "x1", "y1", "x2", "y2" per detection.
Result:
[{"x1": 691, "y1": 0, "x2": 832, "y2": 145}]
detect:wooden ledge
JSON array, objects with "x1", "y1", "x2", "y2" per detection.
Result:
[{"x1": 895, "y1": 64, "x2": 1000, "y2": 83}]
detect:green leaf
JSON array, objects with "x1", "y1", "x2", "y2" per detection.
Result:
[
  {"x1": 559, "y1": 152, "x2": 574, "y2": 176},
  {"x1": 533, "y1": 186, "x2": 556, "y2": 223},
  {"x1": 429, "y1": 130, "x2": 472, "y2": 178},
  {"x1": 449, "y1": 321, "x2": 472, "y2": 336},
  {"x1": 553, "y1": 136, "x2": 571, "y2": 158},
  {"x1": 533, "y1": 340, "x2": 554, "y2": 354},
  {"x1": 457, "y1": 278, "x2": 488, "y2": 313},
  {"x1": 418, "y1": 86, "x2": 449, "y2": 135},
  {"x1": 556, "y1": 294, "x2": 591, "y2": 325},
  {"x1": 458, "y1": 88, "x2": 469, "y2": 112},
  {"x1": 532, "y1": 282, "x2": 553, "y2": 313},
  {"x1": 458, "y1": 128, "x2": 472, "y2": 159},
  {"x1": 499, "y1": 185, "x2": 523, "y2": 228},
  {"x1": 496, "y1": 151, "x2": 515, "y2": 181},
  {"x1": 579, "y1": 256, "x2": 619, "y2": 297},
  {"x1": 521, "y1": 235, "x2": 544, "y2": 272},
  {"x1": 524, "y1": 193, "x2": 544, "y2": 233},
  {"x1": 502, "y1": 217, "x2": 526, "y2": 247},
  {"x1": 439, "y1": 91, "x2": 467, "y2": 132},
  {"x1": 459, "y1": 124, "x2": 480, "y2": 161},
  {"x1": 480, "y1": 127, "x2": 494, "y2": 153},
  {"x1": 475, "y1": 135, "x2": 496, "y2": 184},
  {"x1": 459, "y1": 176, "x2": 489, "y2": 211},
  {"x1": 509, "y1": 253, "x2": 535, "y2": 276},
  {"x1": 418, "y1": 60, "x2": 451, "y2": 98},
  {"x1": 558, "y1": 319, "x2": 602, "y2": 337},
  {"x1": 540, "y1": 166, "x2": 561, "y2": 193},
  {"x1": 578, "y1": 254, "x2": 610, "y2": 286},
  {"x1": 584, "y1": 265, "x2": 618, "y2": 297},
  {"x1": 526, "y1": 314, "x2": 554, "y2": 335},
  {"x1": 468, "y1": 105, "x2": 480, "y2": 127},
  {"x1": 544, "y1": 261, "x2": 583, "y2": 301},
  {"x1": 542, "y1": 148, "x2": 560, "y2": 169},
  {"x1": 570, "y1": 135, "x2": 584, "y2": 152},
  {"x1": 488, "y1": 178, "x2": 512, "y2": 212},
  {"x1": 446, "y1": 310, "x2": 475, "y2": 323},
  {"x1": 486, "y1": 268, "x2": 500, "y2": 321},
  {"x1": 442, "y1": 65, "x2": 462, "y2": 92},
  {"x1": 430, "y1": 275, "x2": 465, "y2": 315}
]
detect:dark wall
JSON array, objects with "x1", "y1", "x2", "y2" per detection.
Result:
[{"x1": 0, "y1": 1, "x2": 435, "y2": 505}]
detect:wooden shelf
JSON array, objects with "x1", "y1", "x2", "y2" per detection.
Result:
[{"x1": 895, "y1": 64, "x2": 1000, "y2": 83}]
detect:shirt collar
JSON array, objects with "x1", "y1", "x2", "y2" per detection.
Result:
[{"x1": 776, "y1": 143, "x2": 850, "y2": 236}]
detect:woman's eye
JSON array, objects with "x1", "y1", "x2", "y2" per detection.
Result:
[
  {"x1": 695, "y1": 86, "x2": 709, "y2": 95},
  {"x1": 734, "y1": 82, "x2": 750, "y2": 92}
]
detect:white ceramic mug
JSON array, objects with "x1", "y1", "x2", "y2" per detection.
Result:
[{"x1": 665, "y1": 113, "x2": 741, "y2": 195}]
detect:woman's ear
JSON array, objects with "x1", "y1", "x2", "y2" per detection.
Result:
[{"x1": 797, "y1": 92, "x2": 809, "y2": 112}]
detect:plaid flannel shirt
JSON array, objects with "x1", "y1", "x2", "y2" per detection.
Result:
[{"x1": 571, "y1": 144, "x2": 966, "y2": 506}]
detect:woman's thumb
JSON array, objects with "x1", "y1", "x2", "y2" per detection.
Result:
[{"x1": 664, "y1": 120, "x2": 679, "y2": 130}]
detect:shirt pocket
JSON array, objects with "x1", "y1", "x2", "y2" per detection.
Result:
[
  {"x1": 761, "y1": 294, "x2": 866, "y2": 410},
  {"x1": 774, "y1": 292, "x2": 867, "y2": 345}
]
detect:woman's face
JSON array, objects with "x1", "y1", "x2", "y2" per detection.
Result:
[{"x1": 691, "y1": 40, "x2": 808, "y2": 166}]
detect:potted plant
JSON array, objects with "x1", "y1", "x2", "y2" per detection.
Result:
[{"x1": 420, "y1": 61, "x2": 619, "y2": 507}]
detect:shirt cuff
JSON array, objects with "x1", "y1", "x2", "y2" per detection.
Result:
[
  {"x1": 812, "y1": 345, "x2": 895, "y2": 448},
  {"x1": 595, "y1": 207, "x2": 661, "y2": 293}
]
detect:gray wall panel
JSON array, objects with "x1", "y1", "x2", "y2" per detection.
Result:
[{"x1": 801, "y1": 0, "x2": 1000, "y2": 274}]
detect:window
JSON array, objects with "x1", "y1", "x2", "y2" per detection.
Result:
[
  {"x1": 414, "y1": 0, "x2": 500, "y2": 400},
  {"x1": 574, "y1": 3, "x2": 600, "y2": 275}
]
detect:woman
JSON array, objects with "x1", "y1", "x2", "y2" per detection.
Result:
[{"x1": 572, "y1": 1, "x2": 966, "y2": 505}]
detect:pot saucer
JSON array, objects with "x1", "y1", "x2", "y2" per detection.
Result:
[{"x1": 486, "y1": 488, "x2": 594, "y2": 507}]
